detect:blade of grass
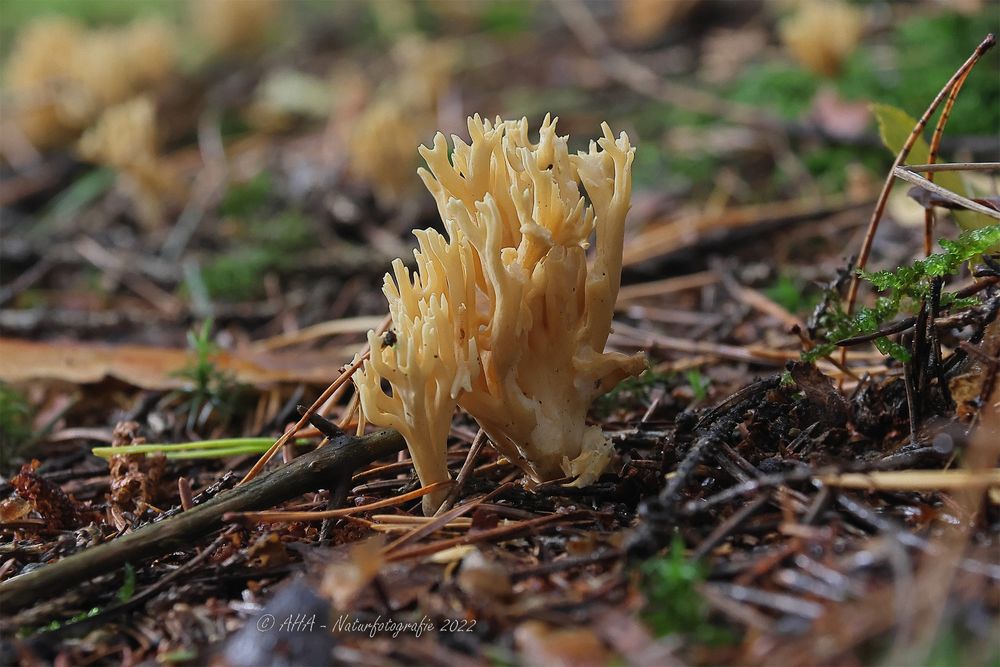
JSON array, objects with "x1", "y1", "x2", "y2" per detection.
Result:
[{"x1": 91, "y1": 437, "x2": 312, "y2": 459}]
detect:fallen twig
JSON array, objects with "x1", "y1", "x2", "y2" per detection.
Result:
[
  {"x1": 893, "y1": 167, "x2": 1000, "y2": 220},
  {"x1": 0, "y1": 428, "x2": 405, "y2": 611}
]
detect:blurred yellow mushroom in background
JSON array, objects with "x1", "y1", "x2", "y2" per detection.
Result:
[
  {"x1": 4, "y1": 17, "x2": 177, "y2": 150},
  {"x1": 780, "y1": 0, "x2": 864, "y2": 78}
]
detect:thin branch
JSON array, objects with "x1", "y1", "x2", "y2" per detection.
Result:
[
  {"x1": 904, "y1": 162, "x2": 1000, "y2": 173},
  {"x1": 226, "y1": 480, "x2": 451, "y2": 522},
  {"x1": 923, "y1": 68, "x2": 974, "y2": 255},
  {"x1": 0, "y1": 428, "x2": 405, "y2": 611},
  {"x1": 893, "y1": 167, "x2": 1000, "y2": 220},
  {"x1": 433, "y1": 429, "x2": 487, "y2": 516},
  {"x1": 238, "y1": 352, "x2": 369, "y2": 485},
  {"x1": 844, "y1": 33, "x2": 996, "y2": 321}
]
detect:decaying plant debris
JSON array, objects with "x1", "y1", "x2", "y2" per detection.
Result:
[{"x1": 1, "y1": 2, "x2": 998, "y2": 666}]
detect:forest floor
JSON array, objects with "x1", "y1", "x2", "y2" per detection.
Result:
[{"x1": 0, "y1": 2, "x2": 998, "y2": 666}]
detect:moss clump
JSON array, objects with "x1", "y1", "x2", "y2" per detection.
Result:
[
  {"x1": 808, "y1": 225, "x2": 1000, "y2": 362},
  {"x1": 641, "y1": 534, "x2": 734, "y2": 644}
]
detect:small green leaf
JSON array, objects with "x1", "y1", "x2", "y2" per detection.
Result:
[{"x1": 872, "y1": 103, "x2": 993, "y2": 233}]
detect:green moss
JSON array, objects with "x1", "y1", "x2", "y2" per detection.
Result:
[
  {"x1": 727, "y1": 63, "x2": 818, "y2": 120},
  {"x1": 201, "y1": 210, "x2": 313, "y2": 302},
  {"x1": 641, "y1": 534, "x2": 733, "y2": 644},
  {"x1": 246, "y1": 212, "x2": 312, "y2": 252},
  {"x1": 200, "y1": 247, "x2": 272, "y2": 301},
  {"x1": 481, "y1": 0, "x2": 536, "y2": 35},
  {"x1": 0, "y1": 383, "x2": 33, "y2": 473},
  {"x1": 220, "y1": 172, "x2": 274, "y2": 219},
  {"x1": 807, "y1": 225, "x2": 1000, "y2": 362},
  {"x1": 801, "y1": 144, "x2": 882, "y2": 193}
]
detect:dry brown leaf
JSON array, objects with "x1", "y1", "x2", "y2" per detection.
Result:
[
  {"x1": 245, "y1": 533, "x2": 291, "y2": 567},
  {"x1": 0, "y1": 338, "x2": 348, "y2": 389},
  {"x1": 320, "y1": 536, "x2": 386, "y2": 610},
  {"x1": 457, "y1": 548, "x2": 513, "y2": 600},
  {"x1": 515, "y1": 620, "x2": 613, "y2": 667},
  {"x1": 0, "y1": 496, "x2": 33, "y2": 523}
]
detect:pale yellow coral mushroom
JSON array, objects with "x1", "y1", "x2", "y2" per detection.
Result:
[
  {"x1": 353, "y1": 115, "x2": 645, "y2": 514},
  {"x1": 354, "y1": 230, "x2": 479, "y2": 515},
  {"x1": 349, "y1": 99, "x2": 424, "y2": 208}
]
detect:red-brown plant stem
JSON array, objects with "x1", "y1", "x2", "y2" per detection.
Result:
[
  {"x1": 237, "y1": 353, "x2": 368, "y2": 485},
  {"x1": 238, "y1": 315, "x2": 390, "y2": 485},
  {"x1": 924, "y1": 68, "x2": 974, "y2": 256},
  {"x1": 841, "y1": 33, "x2": 995, "y2": 369}
]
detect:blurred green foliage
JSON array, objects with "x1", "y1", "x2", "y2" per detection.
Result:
[
  {"x1": 0, "y1": 0, "x2": 180, "y2": 54},
  {"x1": 44, "y1": 169, "x2": 116, "y2": 223},
  {"x1": 733, "y1": 11, "x2": 998, "y2": 135},
  {"x1": 885, "y1": 12, "x2": 998, "y2": 135},
  {"x1": 246, "y1": 212, "x2": 311, "y2": 251},
  {"x1": 210, "y1": 211, "x2": 310, "y2": 299},
  {"x1": 204, "y1": 173, "x2": 312, "y2": 301},
  {"x1": 922, "y1": 622, "x2": 999, "y2": 667},
  {"x1": 201, "y1": 247, "x2": 271, "y2": 302},
  {"x1": 220, "y1": 171, "x2": 274, "y2": 219},
  {"x1": 479, "y1": 0, "x2": 536, "y2": 35},
  {"x1": 765, "y1": 273, "x2": 821, "y2": 315},
  {"x1": 684, "y1": 369, "x2": 711, "y2": 402},
  {"x1": 800, "y1": 144, "x2": 883, "y2": 193},
  {"x1": 0, "y1": 383, "x2": 33, "y2": 472},
  {"x1": 728, "y1": 63, "x2": 818, "y2": 119},
  {"x1": 641, "y1": 534, "x2": 733, "y2": 644}
]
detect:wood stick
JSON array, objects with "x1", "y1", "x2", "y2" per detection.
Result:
[
  {"x1": 0, "y1": 429, "x2": 405, "y2": 612},
  {"x1": 904, "y1": 162, "x2": 1000, "y2": 173},
  {"x1": 893, "y1": 167, "x2": 1000, "y2": 220}
]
